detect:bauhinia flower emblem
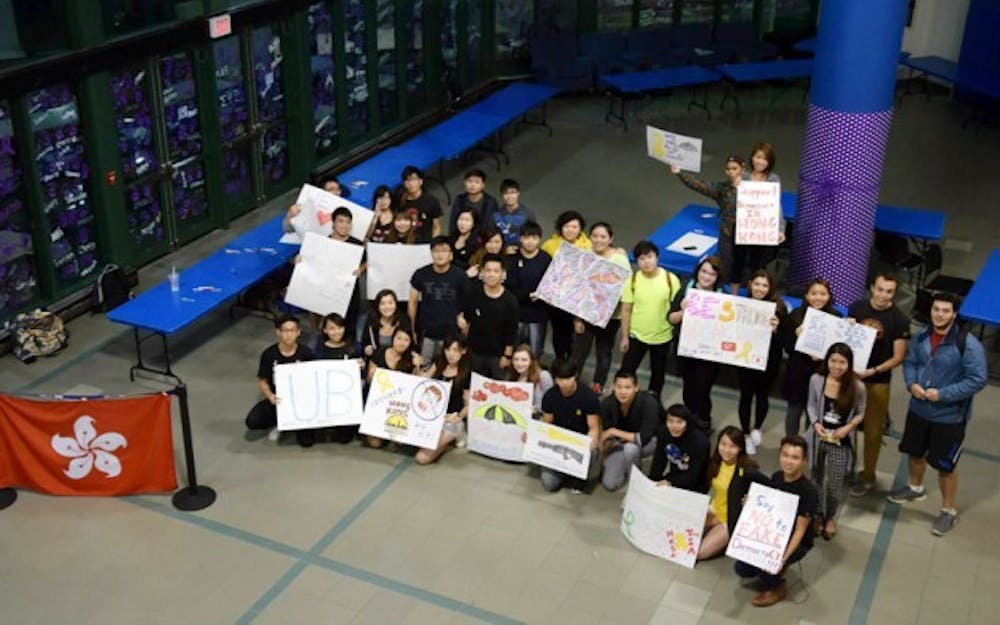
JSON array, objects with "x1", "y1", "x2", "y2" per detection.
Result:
[{"x1": 50, "y1": 416, "x2": 127, "y2": 479}]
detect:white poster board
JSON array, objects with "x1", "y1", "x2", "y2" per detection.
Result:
[
  {"x1": 359, "y1": 368, "x2": 450, "y2": 450},
  {"x1": 736, "y1": 181, "x2": 781, "y2": 246},
  {"x1": 665, "y1": 232, "x2": 717, "y2": 257},
  {"x1": 280, "y1": 184, "x2": 375, "y2": 243},
  {"x1": 795, "y1": 307, "x2": 876, "y2": 373},
  {"x1": 678, "y1": 291, "x2": 777, "y2": 371},
  {"x1": 366, "y1": 242, "x2": 432, "y2": 300},
  {"x1": 726, "y1": 482, "x2": 800, "y2": 574},
  {"x1": 274, "y1": 360, "x2": 364, "y2": 430},
  {"x1": 466, "y1": 374, "x2": 532, "y2": 462},
  {"x1": 646, "y1": 126, "x2": 703, "y2": 173},
  {"x1": 620, "y1": 466, "x2": 710, "y2": 569},
  {"x1": 534, "y1": 243, "x2": 631, "y2": 328},
  {"x1": 523, "y1": 420, "x2": 592, "y2": 480},
  {"x1": 284, "y1": 232, "x2": 364, "y2": 316}
]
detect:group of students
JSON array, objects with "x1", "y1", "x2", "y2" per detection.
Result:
[{"x1": 243, "y1": 146, "x2": 988, "y2": 606}]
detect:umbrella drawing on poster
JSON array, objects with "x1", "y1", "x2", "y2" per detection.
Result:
[
  {"x1": 466, "y1": 373, "x2": 532, "y2": 462},
  {"x1": 534, "y1": 242, "x2": 630, "y2": 328}
]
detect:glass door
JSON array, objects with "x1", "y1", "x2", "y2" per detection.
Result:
[
  {"x1": 214, "y1": 35, "x2": 255, "y2": 216},
  {"x1": 0, "y1": 99, "x2": 40, "y2": 323},
  {"x1": 463, "y1": 0, "x2": 484, "y2": 89},
  {"x1": 376, "y1": 0, "x2": 399, "y2": 126},
  {"x1": 309, "y1": 1, "x2": 338, "y2": 157},
  {"x1": 405, "y1": 0, "x2": 427, "y2": 115},
  {"x1": 343, "y1": 0, "x2": 371, "y2": 140},
  {"x1": 27, "y1": 84, "x2": 100, "y2": 293}
]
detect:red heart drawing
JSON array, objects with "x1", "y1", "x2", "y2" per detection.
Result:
[{"x1": 316, "y1": 211, "x2": 333, "y2": 225}]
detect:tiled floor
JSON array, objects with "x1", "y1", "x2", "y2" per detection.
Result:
[{"x1": 1, "y1": 88, "x2": 998, "y2": 624}]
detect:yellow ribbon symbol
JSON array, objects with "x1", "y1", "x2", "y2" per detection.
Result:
[
  {"x1": 735, "y1": 342, "x2": 753, "y2": 363},
  {"x1": 374, "y1": 369, "x2": 393, "y2": 394}
]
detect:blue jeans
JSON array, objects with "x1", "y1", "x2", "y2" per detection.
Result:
[
  {"x1": 734, "y1": 544, "x2": 808, "y2": 589},
  {"x1": 518, "y1": 321, "x2": 547, "y2": 358}
]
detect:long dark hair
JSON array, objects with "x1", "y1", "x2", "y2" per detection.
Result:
[
  {"x1": 707, "y1": 426, "x2": 753, "y2": 479},
  {"x1": 694, "y1": 255, "x2": 725, "y2": 290},
  {"x1": 819, "y1": 342, "x2": 860, "y2": 414},
  {"x1": 747, "y1": 269, "x2": 779, "y2": 302},
  {"x1": 387, "y1": 209, "x2": 416, "y2": 244},
  {"x1": 369, "y1": 289, "x2": 407, "y2": 328},
  {"x1": 434, "y1": 334, "x2": 471, "y2": 381},
  {"x1": 387, "y1": 326, "x2": 418, "y2": 373}
]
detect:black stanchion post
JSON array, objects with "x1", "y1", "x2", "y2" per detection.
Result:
[
  {"x1": 170, "y1": 384, "x2": 217, "y2": 511},
  {"x1": 0, "y1": 487, "x2": 16, "y2": 510}
]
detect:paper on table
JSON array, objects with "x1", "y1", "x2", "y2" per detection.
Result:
[
  {"x1": 666, "y1": 232, "x2": 717, "y2": 257},
  {"x1": 646, "y1": 126, "x2": 703, "y2": 173}
]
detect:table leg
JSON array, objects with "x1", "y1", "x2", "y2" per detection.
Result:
[
  {"x1": 514, "y1": 103, "x2": 554, "y2": 137},
  {"x1": 687, "y1": 84, "x2": 711, "y2": 120},
  {"x1": 128, "y1": 327, "x2": 183, "y2": 384},
  {"x1": 605, "y1": 91, "x2": 628, "y2": 130}
]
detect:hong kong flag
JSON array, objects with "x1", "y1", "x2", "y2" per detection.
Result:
[{"x1": 0, "y1": 393, "x2": 177, "y2": 496}]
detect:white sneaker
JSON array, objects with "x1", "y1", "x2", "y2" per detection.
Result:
[
  {"x1": 267, "y1": 427, "x2": 280, "y2": 442},
  {"x1": 745, "y1": 437, "x2": 757, "y2": 455},
  {"x1": 750, "y1": 429, "x2": 762, "y2": 447}
]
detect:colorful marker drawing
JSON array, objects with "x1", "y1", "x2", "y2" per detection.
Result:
[
  {"x1": 467, "y1": 374, "x2": 533, "y2": 462},
  {"x1": 535, "y1": 242, "x2": 630, "y2": 328}
]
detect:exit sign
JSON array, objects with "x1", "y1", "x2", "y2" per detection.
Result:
[{"x1": 208, "y1": 14, "x2": 232, "y2": 39}]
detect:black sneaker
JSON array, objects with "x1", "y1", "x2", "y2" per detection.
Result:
[{"x1": 296, "y1": 430, "x2": 316, "y2": 448}]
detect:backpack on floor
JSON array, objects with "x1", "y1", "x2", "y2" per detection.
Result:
[
  {"x1": 12, "y1": 309, "x2": 69, "y2": 363},
  {"x1": 94, "y1": 264, "x2": 134, "y2": 313}
]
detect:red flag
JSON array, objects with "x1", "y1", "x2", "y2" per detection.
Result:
[{"x1": 0, "y1": 393, "x2": 177, "y2": 496}]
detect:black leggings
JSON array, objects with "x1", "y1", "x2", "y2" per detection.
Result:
[
  {"x1": 549, "y1": 308, "x2": 575, "y2": 360},
  {"x1": 736, "y1": 367, "x2": 778, "y2": 433},
  {"x1": 679, "y1": 356, "x2": 719, "y2": 427},
  {"x1": 571, "y1": 319, "x2": 621, "y2": 387},
  {"x1": 620, "y1": 338, "x2": 671, "y2": 397}
]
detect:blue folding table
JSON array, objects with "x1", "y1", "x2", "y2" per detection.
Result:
[
  {"x1": 107, "y1": 216, "x2": 299, "y2": 381},
  {"x1": 714, "y1": 59, "x2": 814, "y2": 118},
  {"x1": 601, "y1": 65, "x2": 721, "y2": 129},
  {"x1": 463, "y1": 83, "x2": 560, "y2": 137},
  {"x1": 642, "y1": 204, "x2": 720, "y2": 276},
  {"x1": 959, "y1": 248, "x2": 1000, "y2": 331},
  {"x1": 780, "y1": 191, "x2": 946, "y2": 242},
  {"x1": 339, "y1": 146, "x2": 441, "y2": 206}
]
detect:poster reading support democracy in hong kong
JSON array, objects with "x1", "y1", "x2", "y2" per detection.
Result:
[
  {"x1": 534, "y1": 243, "x2": 631, "y2": 328},
  {"x1": 466, "y1": 374, "x2": 533, "y2": 462},
  {"x1": 726, "y1": 482, "x2": 800, "y2": 574},
  {"x1": 359, "y1": 368, "x2": 450, "y2": 450},
  {"x1": 677, "y1": 291, "x2": 777, "y2": 371},
  {"x1": 523, "y1": 420, "x2": 592, "y2": 480},
  {"x1": 620, "y1": 466, "x2": 710, "y2": 569},
  {"x1": 736, "y1": 181, "x2": 781, "y2": 246},
  {"x1": 794, "y1": 307, "x2": 876, "y2": 374},
  {"x1": 275, "y1": 360, "x2": 365, "y2": 430}
]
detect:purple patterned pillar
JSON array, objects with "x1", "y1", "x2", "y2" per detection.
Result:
[{"x1": 789, "y1": 0, "x2": 908, "y2": 305}]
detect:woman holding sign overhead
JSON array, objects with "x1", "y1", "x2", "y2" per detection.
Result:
[
  {"x1": 807, "y1": 343, "x2": 866, "y2": 540},
  {"x1": 670, "y1": 157, "x2": 750, "y2": 295}
]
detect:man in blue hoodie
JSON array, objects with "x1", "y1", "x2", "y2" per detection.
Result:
[{"x1": 887, "y1": 292, "x2": 987, "y2": 536}]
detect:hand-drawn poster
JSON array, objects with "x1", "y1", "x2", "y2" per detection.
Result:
[
  {"x1": 736, "y1": 181, "x2": 781, "y2": 246},
  {"x1": 280, "y1": 184, "x2": 374, "y2": 243},
  {"x1": 466, "y1": 374, "x2": 532, "y2": 462},
  {"x1": 534, "y1": 242, "x2": 630, "y2": 328},
  {"x1": 646, "y1": 126, "x2": 703, "y2": 173},
  {"x1": 620, "y1": 466, "x2": 710, "y2": 569},
  {"x1": 523, "y1": 419, "x2": 592, "y2": 480},
  {"x1": 677, "y1": 291, "x2": 777, "y2": 371},
  {"x1": 794, "y1": 307, "x2": 876, "y2": 373},
  {"x1": 365, "y1": 242, "x2": 432, "y2": 300},
  {"x1": 275, "y1": 360, "x2": 364, "y2": 430},
  {"x1": 359, "y1": 368, "x2": 450, "y2": 450},
  {"x1": 726, "y1": 482, "x2": 800, "y2": 575},
  {"x1": 284, "y1": 232, "x2": 364, "y2": 316}
]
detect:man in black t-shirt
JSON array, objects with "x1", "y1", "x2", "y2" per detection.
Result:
[
  {"x1": 734, "y1": 435, "x2": 818, "y2": 607},
  {"x1": 457, "y1": 254, "x2": 519, "y2": 379},
  {"x1": 847, "y1": 274, "x2": 911, "y2": 496},
  {"x1": 539, "y1": 359, "x2": 602, "y2": 494},
  {"x1": 245, "y1": 315, "x2": 314, "y2": 446},
  {"x1": 408, "y1": 236, "x2": 467, "y2": 362},
  {"x1": 397, "y1": 165, "x2": 442, "y2": 243}
]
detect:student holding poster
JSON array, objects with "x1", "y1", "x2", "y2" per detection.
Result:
[
  {"x1": 671, "y1": 157, "x2": 752, "y2": 295},
  {"x1": 282, "y1": 175, "x2": 342, "y2": 234},
  {"x1": 736, "y1": 270, "x2": 787, "y2": 455},
  {"x1": 365, "y1": 326, "x2": 422, "y2": 449},
  {"x1": 317, "y1": 313, "x2": 364, "y2": 444},
  {"x1": 245, "y1": 315, "x2": 314, "y2": 446},
  {"x1": 416, "y1": 335, "x2": 471, "y2": 464},
  {"x1": 699, "y1": 427, "x2": 766, "y2": 561},
  {"x1": 734, "y1": 435, "x2": 818, "y2": 607},
  {"x1": 783, "y1": 279, "x2": 841, "y2": 436},
  {"x1": 538, "y1": 359, "x2": 602, "y2": 494},
  {"x1": 742, "y1": 142, "x2": 785, "y2": 270},
  {"x1": 669, "y1": 256, "x2": 726, "y2": 431}
]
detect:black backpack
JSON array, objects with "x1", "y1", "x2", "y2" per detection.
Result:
[{"x1": 94, "y1": 265, "x2": 134, "y2": 313}]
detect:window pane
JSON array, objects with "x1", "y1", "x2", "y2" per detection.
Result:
[
  {"x1": 598, "y1": 0, "x2": 633, "y2": 31},
  {"x1": 406, "y1": 0, "x2": 426, "y2": 113},
  {"x1": 308, "y1": 2, "x2": 337, "y2": 154},
  {"x1": 496, "y1": 0, "x2": 533, "y2": 63},
  {"x1": 638, "y1": 0, "x2": 674, "y2": 27},
  {"x1": 376, "y1": 0, "x2": 398, "y2": 124},
  {"x1": 344, "y1": 0, "x2": 370, "y2": 138},
  {"x1": 0, "y1": 99, "x2": 40, "y2": 318},
  {"x1": 719, "y1": 0, "x2": 754, "y2": 23},
  {"x1": 680, "y1": 0, "x2": 714, "y2": 24}
]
